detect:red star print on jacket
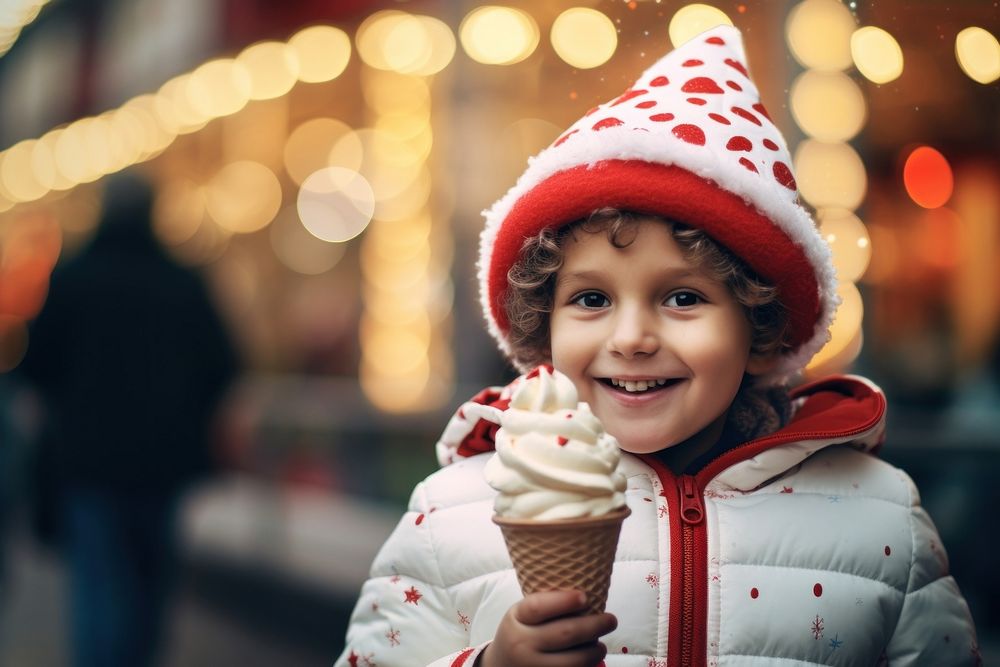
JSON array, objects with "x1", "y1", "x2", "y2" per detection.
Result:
[{"x1": 404, "y1": 586, "x2": 422, "y2": 605}]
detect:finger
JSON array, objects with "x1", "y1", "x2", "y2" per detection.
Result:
[
  {"x1": 514, "y1": 590, "x2": 589, "y2": 626},
  {"x1": 531, "y1": 641, "x2": 609, "y2": 667},
  {"x1": 534, "y1": 613, "x2": 618, "y2": 652}
]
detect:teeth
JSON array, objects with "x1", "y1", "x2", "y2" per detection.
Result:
[{"x1": 610, "y1": 378, "x2": 669, "y2": 392}]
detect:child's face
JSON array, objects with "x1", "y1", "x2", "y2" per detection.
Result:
[{"x1": 549, "y1": 218, "x2": 764, "y2": 455}]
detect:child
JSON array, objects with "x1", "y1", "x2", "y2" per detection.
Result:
[{"x1": 335, "y1": 25, "x2": 978, "y2": 667}]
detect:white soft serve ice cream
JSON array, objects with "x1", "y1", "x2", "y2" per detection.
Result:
[{"x1": 484, "y1": 367, "x2": 627, "y2": 520}]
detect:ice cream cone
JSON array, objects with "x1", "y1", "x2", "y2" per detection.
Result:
[{"x1": 493, "y1": 506, "x2": 630, "y2": 615}]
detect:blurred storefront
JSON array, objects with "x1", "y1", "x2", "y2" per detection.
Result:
[{"x1": 1, "y1": 0, "x2": 998, "y2": 662}]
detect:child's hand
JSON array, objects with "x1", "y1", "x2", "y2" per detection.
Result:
[{"x1": 476, "y1": 590, "x2": 617, "y2": 667}]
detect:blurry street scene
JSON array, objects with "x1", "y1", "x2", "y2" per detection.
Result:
[{"x1": 0, "y1": 0, "x2": 998, "y2": 665}]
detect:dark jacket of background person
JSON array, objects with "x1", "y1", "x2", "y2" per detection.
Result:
[{"x1": 19, "y1": 171, "x2": 238, "y2": 501}]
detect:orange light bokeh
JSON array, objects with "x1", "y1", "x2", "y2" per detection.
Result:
[{"x1": 903, "y1": 146, "x2": 954, "y2": 209}]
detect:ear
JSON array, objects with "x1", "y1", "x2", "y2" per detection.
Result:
[{"x1": 745, "y1": 352, "x2": 781, "y2": 377}]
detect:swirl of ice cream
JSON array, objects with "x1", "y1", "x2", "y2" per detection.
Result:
[{"x1": 484, "y1": 367, "x2": 627, "y2": 520}]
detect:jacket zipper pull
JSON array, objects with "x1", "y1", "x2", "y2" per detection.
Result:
[{"x1": 679, "y1": 474, "x2": 704, "y2": 526}]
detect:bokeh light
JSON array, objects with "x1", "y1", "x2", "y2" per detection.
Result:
[
  {"x1": 955, "y1": 27, "x2": 1000, "y2": 85},
  {"x1": 186, "y1": 58, "x2": 252, "y2": 119},
  {"x1": 806, "y1": 281, "x2": 864, "y2": 374},
  {"x1": 903, "y1": 145, "x2": 953, "y2": 209},
  {"x1": 794, "y1": 140, "x2": 867, "y2": 210},
  {"x1": 918, "y1": 207, "x2": 960, "y2": 270},
  {"x1": 0, "y1": 139, "x2": 48, "y2": 201},
  {"x1": 785, "y1": 0, "x2": 856, "y2": 71},
  {"x1": 851, "y1": 26, "x2": 904, "y2": 84},
  {"x1": 668, "y1": 4, "x2": 733, "y2": 49},
  {"x1": 550, "y1": 8, "x2": 617, "y2": 69},
  {"x1": 460, "y1": 6, "x2": 539, "y2": 65},
  {"x1": 237, "y1": 40, "x2": 301, "y2": 100},
  {"x1": 284, "y1": 118, "x2": 359, "y2": 186},
  {"x1": 205, "y1": 160, "x2": 283, "y2": 233},
  {"x1": 288, "y1": 25, "x2": 352, "y2": 83},
  {"x1": 269, "y1": 205, "x2": 346, "y2": 275},
  {"x1": 297, "y1": 167, "x2": 375, "y2": 242},
  {"x1": 356, "y1": 11, "x2": 455, "y2": 75},
  {"x1": 790, "y1": 70, "x2": 866, "y2": 143},
  {"x1": 817, "y1": 208, "x2": 872, "y2": 283}
]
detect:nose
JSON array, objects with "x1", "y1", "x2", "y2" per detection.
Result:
[{"x1": 606, "y1": 303, "x2": 660, "y2": 358}]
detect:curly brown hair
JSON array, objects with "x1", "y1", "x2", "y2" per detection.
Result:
[{"x1": 502, "y1": 208, "x2": 794, "y2": 439}]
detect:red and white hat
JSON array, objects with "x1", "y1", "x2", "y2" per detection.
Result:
[{"x1": 478, "y1": 25, "x2": 837, "y2": 384}]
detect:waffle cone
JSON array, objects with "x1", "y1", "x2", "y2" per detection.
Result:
[{"x1": 492, "y1": 507, "x2": 630, "y2": 615}]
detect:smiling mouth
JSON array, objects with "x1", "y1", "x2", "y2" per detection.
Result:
[{"x1": 600, "y1": 377, "x2": 682, "y2": 394}]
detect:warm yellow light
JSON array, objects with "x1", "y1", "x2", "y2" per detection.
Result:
[
  {"x1": 551, "y1": 8, "x2": 617, "y2": 69},
  {"x1": 104, "y1": 108, "x2": 144, "y2": 171},
  {"x1": 297, "y1": 167, "x2": 375, "y2": 242},
  {"x1": 668, "y1": 4, "x2": 733, "y2": 49},
  {"x1": 268, "y1": 205, "x2": 346, "y2": 275},
  {"x1": 361, "y1": 71, "x2": 430, "y2": 115},
  {"x1": 53, "y1": 120, "x2": 92, "y2": 185},
  {"x1": 817, "y1": 208, "x2": 871, "y2": 283},
  {"x1": 30, "y1": 131, "x2": 63, "y2": 192},
  {"x1": 790, "y1": 70, "x2": 866, "y2": 142},
  {"x1": 851, "y1": 26, "x2": 903, "y2": 84},
  {"x1": 460, "y1": 6, "x2": 539, "y2": 65},
  {"x1": 186, "y1": 59, "x2": 252, "y2": 119},
  {"x1": 955, "y1": 27, "x2": 1000, "y2": 84},
  {"x1": 284, "y1": 118, "x2": 358, "y2": 185},
  {"x1": 155, "y1": 74, "x2": 210, "y2": 135},
  {"x1": 806, "y1": 282, "x2": 864, "y2": 374},
  {"x1": 288, "y1": 25, "x2": 351, "y2": 83},
  {"x1": 359, "y1": 355, "x2": 431, "y2": 412},
  {"x1": 374, "y1": 169, "x2": 432, "y2": 222},
  {"x1": 794, "y1": 140, "x2": 867, "y2": 210},
  {"x1": 1, "y1": 139, "x2": 48, "y2": 201},
  {"x1": 785, "y1": 0, "x2": 856, "y2": 71},
  {"x1": 120, "y1": 95, "x2": 175, "y2": 161},
  {"x1": 205, "y1": 161, "x2": 282, "y2": 233},
  {"x1": 237, "y1": 40, "x2": 300, "y2": 100},
  {"x1": 361, "y1": 328, "x2": 430, "y2": 376},
  {"x1": 410, "y1": 15, "x2": 456, "y2": 75},
  {"x1": 357, "y1": 11, "x2": 444, "y2": 74}
]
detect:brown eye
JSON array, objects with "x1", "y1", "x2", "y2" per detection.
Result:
[
  {"x1": 573, "y1": 292, "x2": 610, "y2": 309},
  {"x1": 666, "y1": 291, "x2": 701, "y2": 308}
]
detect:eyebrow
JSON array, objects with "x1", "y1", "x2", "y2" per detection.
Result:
[{"x1": 556, "y1": 266, "x2": 708, "y2": 287}]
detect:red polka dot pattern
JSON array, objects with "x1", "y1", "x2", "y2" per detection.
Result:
[
  {"x1": 727, "y1": 136, "x2": 752, "y2": 151},
  {"x1": 884, "y1": 545, "x2": 891, "y2": 556},
  {"x1": 592, "y1": 117, "x2": 624, "y2": 131},
  {"x1": 731, "y1": 106, "x2": 761, "y2": 126},
  {"x1": 750, "y1": 587, "x2": 759, "y2": 599},
  {"x1": 813, "y1": 583, "x2": 823, "y2": 597},
  {"x1": 548, "y1": 27, "x2": 798, "y2": 198},
  {"x1": 725, "y1": 58, "x2": 749, "y2": 77},
  {"x1": 773, "y1": 161, "x2": 797, "y2": 190},
  {"x1": 682, "y1": 77, "x2": 724, "y2": 94},
  {"x1": 553, "y1": 129, "x2": 578, "y2": 147},
  {"x1": 672, "y1": 124, "x2": 706, "y2": 145}
]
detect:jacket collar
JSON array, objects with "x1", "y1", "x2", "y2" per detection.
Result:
[{"x1": 687, "y1": 374, "x2": 887, "y2": 492}]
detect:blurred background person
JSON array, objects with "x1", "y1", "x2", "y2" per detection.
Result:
[{"x1": 16, "y1": 169, "x2": 239, "y2": 667}]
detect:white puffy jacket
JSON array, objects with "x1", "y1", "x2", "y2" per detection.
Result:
[{"x1": 336, "y1": 375, "x2": 979, "y2": 667}]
